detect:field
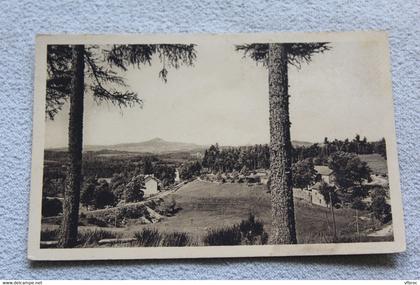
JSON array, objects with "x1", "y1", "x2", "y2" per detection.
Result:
[
  {"x1": 41, "y1": 180, "x2": 392, "y2": 246},
  {"x1": 359, "y1": 153, "x2": 388, "y2": 176},
  {"x1": 154, "y1": 180, "x2": 391, "y2": 244}
]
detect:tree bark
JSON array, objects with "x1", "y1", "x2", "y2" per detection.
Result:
[
  {"x1": 268, "y1": 43, "x2": 297, "y2": 244},
  {"x1": 59, "y1": 45, "x2": 85, "y2": 248}
]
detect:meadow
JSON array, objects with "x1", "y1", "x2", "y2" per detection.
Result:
[{"x1": 42, "y1": 179, "x2": 392, "y2": 247}]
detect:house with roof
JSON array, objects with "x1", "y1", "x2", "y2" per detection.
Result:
[
  {"x1": 292, "y1": 165, "x2": 334, "y2": 208},
  {"x1": 255, "y1": 170, "x2": 270, "y2": 184},
  {"x1": 245, "y1": 174, "x2": 261, "y2": 184},
  {"x1": 144, "y1": 175, "x2": 160, "y2": 197},
  {"x1": 314, "y1": 165, "x2": 334, "y2": 185}
]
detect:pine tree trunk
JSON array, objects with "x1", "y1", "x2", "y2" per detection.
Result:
[
  {"x1": 268, "y1": 43, "x2": 297, "y2": 244},
  {"x1": 59, "y1": 45, "x2": 85, "y2": 248}
]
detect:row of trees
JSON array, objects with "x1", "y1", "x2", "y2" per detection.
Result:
[
  {"x1": 202, "y1": 144, "x2": 270, "y2": 173},
  {"x1": 202, "y1": 136, "x2": 386, "y2": 175},
  {"x1": 179, "y1": 161, "x2": 202, "y2": 180},
  {"x1": 291, "y1": 151, "x2": 372, "y2": 192},
  {"x1": 42, "y1": 154, "x2": 176, "y2": 198},
  {"x1": 142, "y1": 158, "x2": 176, "y2": 187},
  {"x1": 293, "y1": 136, "x2": 387, "y2": 163},
  {"x1": 80, "y1": 174, "x2": 146, "y2": 210}
]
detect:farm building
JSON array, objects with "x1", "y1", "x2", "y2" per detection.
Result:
[
  {"x1": 245, "y1": 174, "x2": 261, "y2": 184},
  {"x1": 144, "y1": 175, "x2": 160, "y2": 197},
  {"x1": 293, "y1": 182, "x2": 329, "y2": 208},
  {"x1": 97, "y1": 177, "x2": 112, "y2": 184},
  {"x1": 174, "y1": 169, "x2": 180, "y2": 182},
  {"x1": 255, "y1": 170, "x2": 270, "y2": 184},
  {"x1": 310, "y1": 182, "x2": 329, "y2": 207},
  {"x1": 293, "y1": 188, "x2": 312, "y2": 203},
  {"x1": 314, "y1": 165, "x2": 334, "y2": 184}
]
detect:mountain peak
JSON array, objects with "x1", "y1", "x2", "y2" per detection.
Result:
[{"x1": 148, "y1": 137, "x2": 165, "y2": 142}]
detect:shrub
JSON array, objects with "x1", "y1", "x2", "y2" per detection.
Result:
[
  {"x1": 80, "y1": 177, "x2": 97, "y2": 208},
  {"x1": 77, "y1": 229, "x2": 117, "y2": 247},
  {"x1": 156, "y1": 197, "x2": 180, "y2": 216},
  {"x1": 83, "y1": 203, "x2": 150, "y2": 227},
  {"x1": 371, "y1": 194, "x2": 392, "y2": 224},
  {"x1": 134, "y1": 228, "x2": 162, "y2": 247},
  {"x1": 117, "y1": 204, "x2": 149, "y2": 220},
  {"x1": 40, "y1": 228, "x2": 60, "y2": 241},
  {"x1": 203, "y1": 225, "x2": 242, "y2": 246},
  {"x1": 162, "y1": 232, "x2": 191, "y2": 247},
  {"x1": 86, "y1": 217, "x2": 109, "y2": 227},
  {"x1": 94, "y1": 181, "x2": 117, "y2": 209},
  {"x1": 351, "y1": 197, "x2": 366, "y2": 211},
  {"x1": 239, "y1": 214, "x2": 268, "y2": 245},
  {"x1": 203, "y1": 215, "x2": 268, "y2": 246},
  {"x1": 42, "y1": 198, "x2": 63, "y2": 217}
]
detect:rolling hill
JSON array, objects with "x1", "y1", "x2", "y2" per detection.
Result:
[
  {"x1": 82, "y1": 138, "x2": 206, "y2": 154},
  {"x1": 48, "y1": 138, "x2": 315, "y2": 154}
]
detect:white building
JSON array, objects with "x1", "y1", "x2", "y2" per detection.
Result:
[
  {"x1": 174, "y1": 169, "x2": 180, "y2": 182},
  {"x1": 314, "y1": 165, "x2": 334, "y2": 185},
  {"x1": 310, "y1": 182, "x2": 329, "y2": 207},
  {"x1": 144, "y1": 175, "x2": 160, "y2": 197}
]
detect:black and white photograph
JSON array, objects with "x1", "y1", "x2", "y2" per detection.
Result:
[{"x1": 28, "y1": 32, "x2": 405, "y2": 260}]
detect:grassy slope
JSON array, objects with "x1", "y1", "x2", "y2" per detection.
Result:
[
  {"x1": 358, "y1": 153, "x2": 388, "y2": 176},
  {"x1": 121, "y1": 180, "x2": 391, "y2": 244}
]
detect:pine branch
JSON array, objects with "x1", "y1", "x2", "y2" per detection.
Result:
[
  {"x1": 105, "y1": 44, "x2": 197, "y2": 82},
  {"x1": 45, "y1": 45, "x2": 73, "y2": 120},
  {"x1": 84, "y1": 49, "x2": 142, "y2": 108},
  {"x1": 235, "y1": 42, "x2": 331, "y2": 68}
]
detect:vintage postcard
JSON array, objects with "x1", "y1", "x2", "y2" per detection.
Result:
[{"x1": 28, "y1": 31, "x2": 405, "y2": 260}]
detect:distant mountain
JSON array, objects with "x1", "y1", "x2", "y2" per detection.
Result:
[
  {"x1": 82, "y1": 138, "x2": 206, "y2": 154},
  {"x1": 292, "y1": 140, "x2": 315, "y2": 147},
  {"x1": 48, "y1": 138, "x2": 316, "y2": 154}
]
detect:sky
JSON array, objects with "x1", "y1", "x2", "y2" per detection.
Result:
[{"x1": 45, "y1": 40, "x2": 391, "y2": 148}]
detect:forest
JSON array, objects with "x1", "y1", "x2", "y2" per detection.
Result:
[{"x1": 201, "y1": 135, "x2": 387, "y2": 173}]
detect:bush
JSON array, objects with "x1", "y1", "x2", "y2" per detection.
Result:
[
  {"x1": 156, "y1": 197, "x2": 180, "y2": 216},
  {"x1": 94, "y1": 181, "x2": 116, "y2": 209},
  {"x1": 80, "y1": 177, "x2": 97, "y2": 208},
  {"x1": 203, "y1": 215, "x2": 268, "y2": 246},
  {"x1": 83, "y1": 203, "x2": 150, "y2": 227},
  {"x1": 77, "y1": 229, "x2": 117, "y2": 247},
  {"x1": 351, "y1": 197, "x2": 366, "y2": 211},
  {"x1": 371, "y1": 194, "x2": 392, "y2": 224},
  {"x1": 134, "y1": 228, "x2": 162, "y2": 247},
  {"x1": 86, "y1": 217, "x2": 109, "y2": 227},
  {"x1": 40, "y1": 228, "x2": 119, "y2": 246},
  {"x1": 203, "y1": 225, "x2": 242, "y2": 246},
  {"x1": 42, "y1": 198, "x2": 63, "y2": 217},
  {"x1": 117, "y1": 204, "x2": 149, "y2": 220},
  {"x1": 239, "y1": 214, "x2": 268, "y2": 245},
  {"x1": 162, "y1": 232, "x2": 191, "y2": 247}
]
